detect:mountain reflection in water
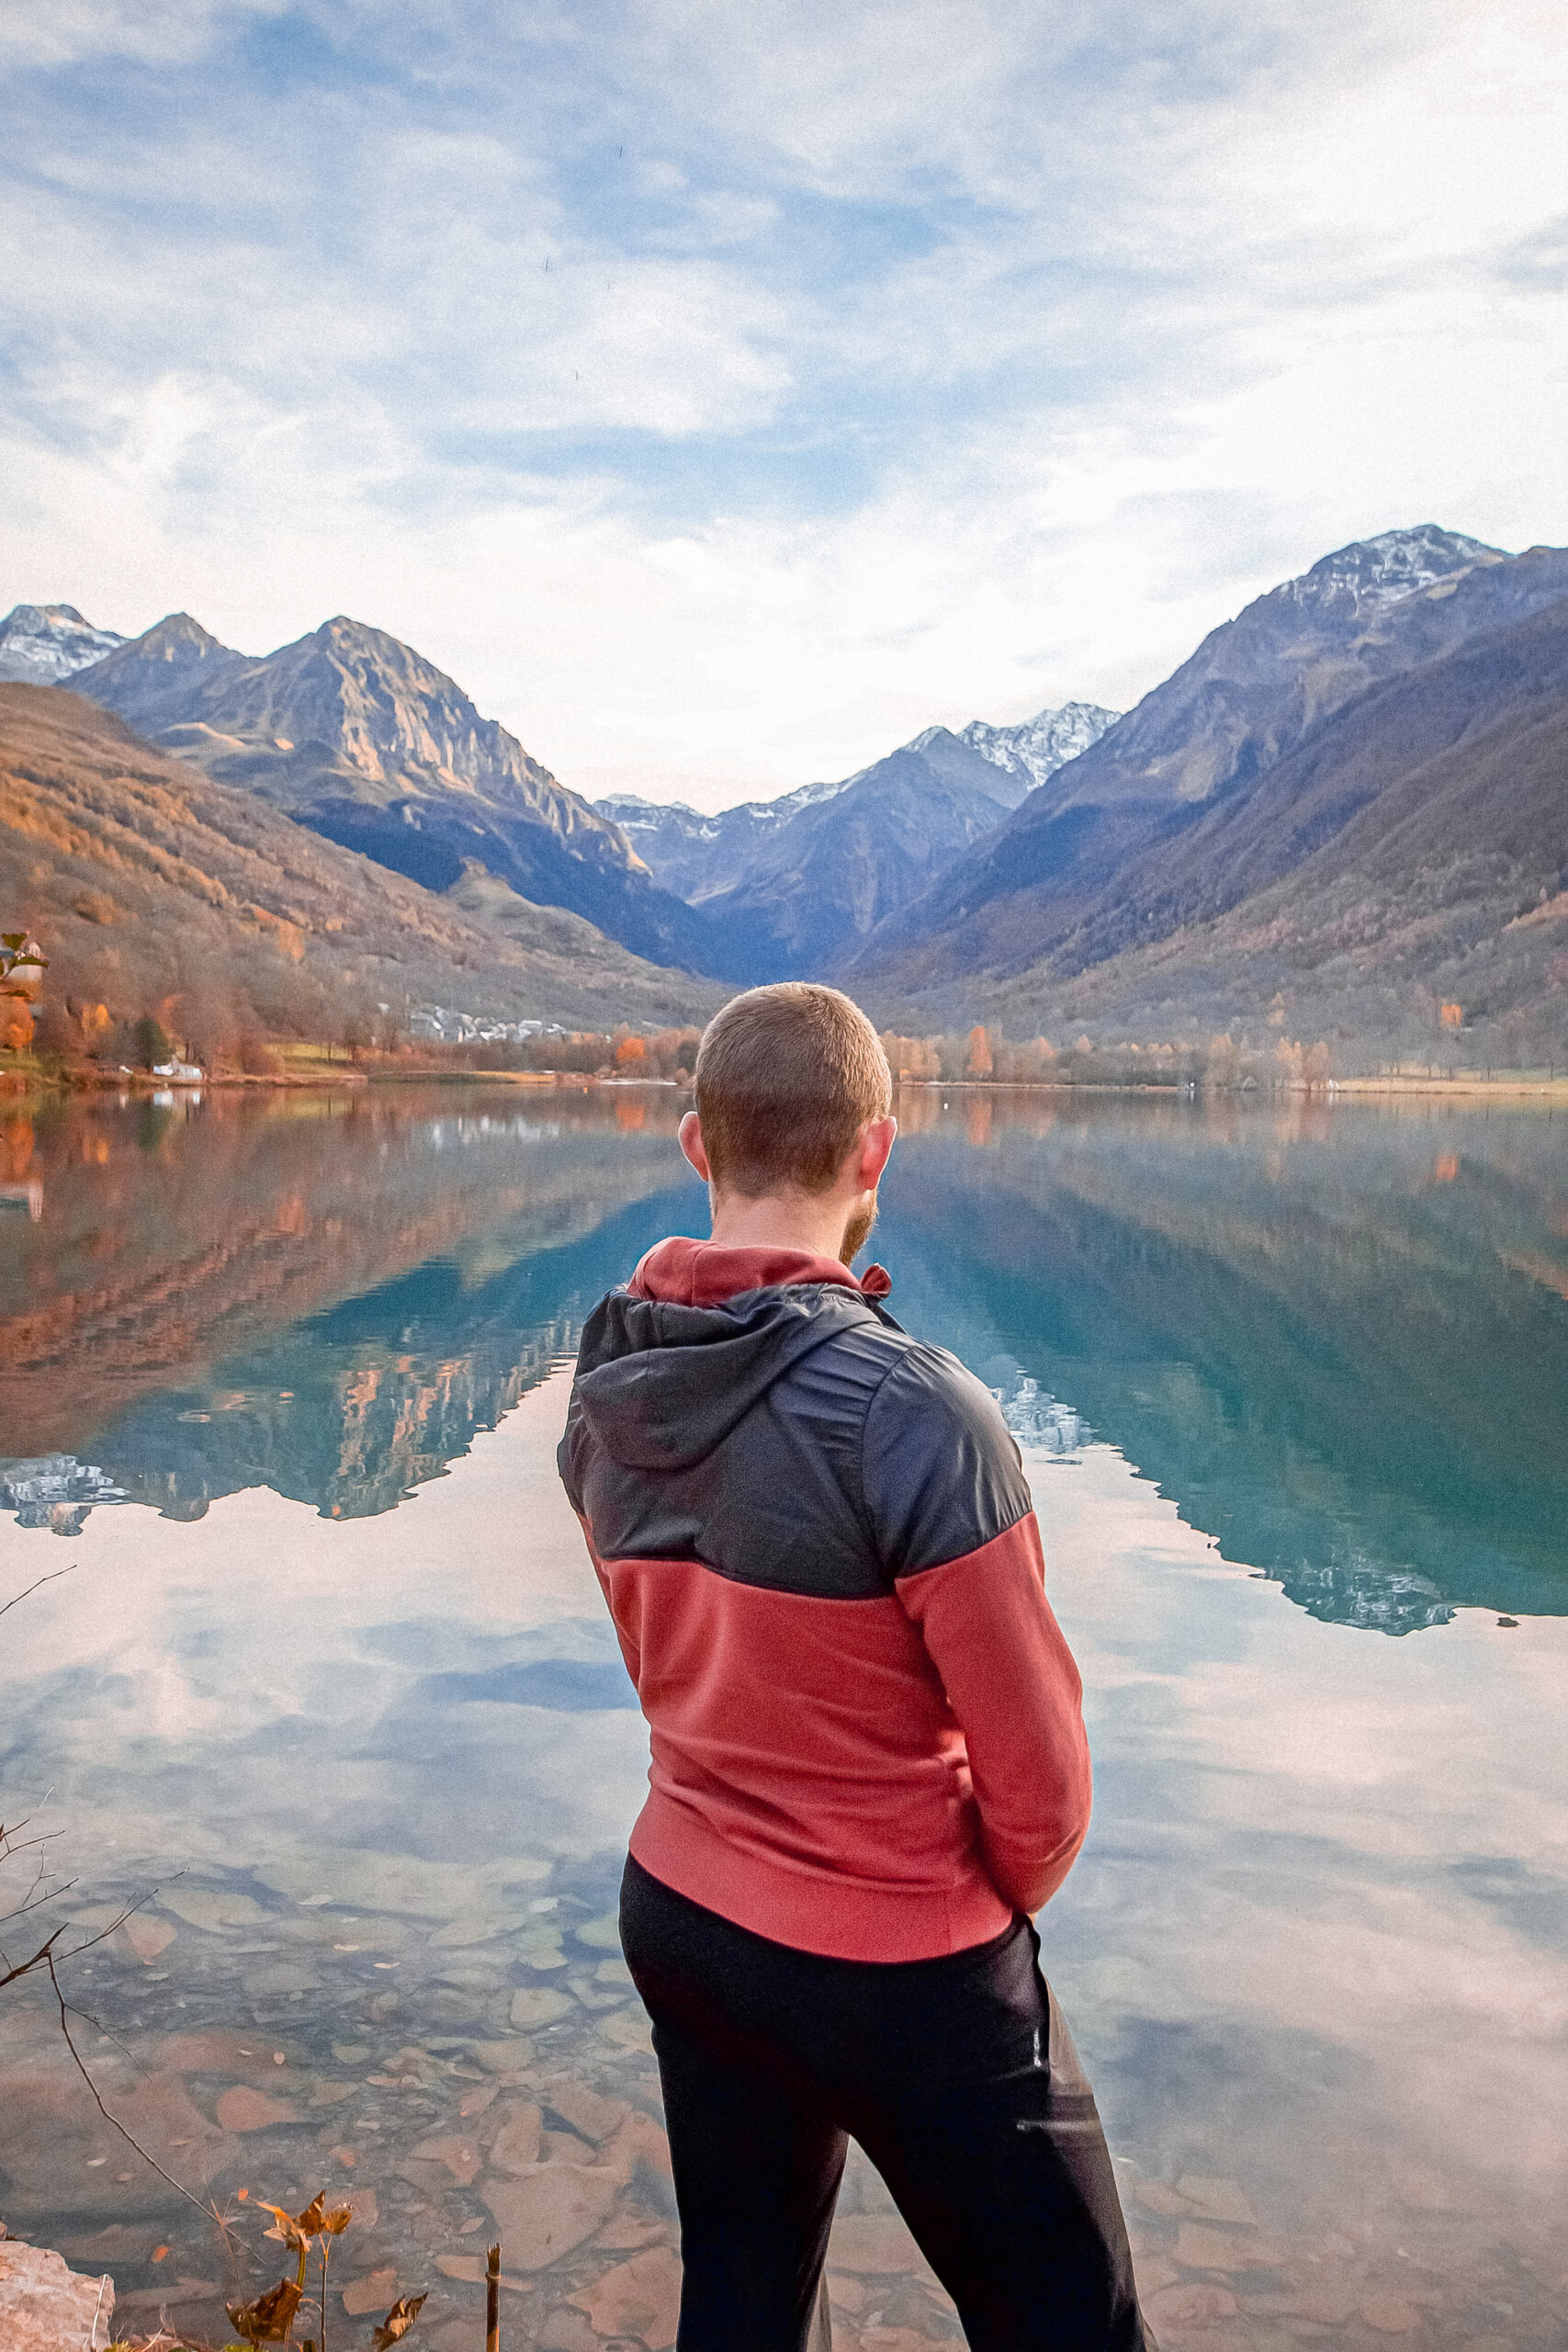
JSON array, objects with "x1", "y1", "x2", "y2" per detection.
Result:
[{"x1": 4, "y1": 1085, "x2": 1565, "y2": 1631}]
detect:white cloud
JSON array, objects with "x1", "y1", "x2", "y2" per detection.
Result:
[{"x1": 1, "y1": 0, "x2": 1565, "y2": 807}]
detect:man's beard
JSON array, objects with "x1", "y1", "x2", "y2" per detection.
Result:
[{"x1": 840, "y1": 1193, "x2": 879, "y2": 1267}]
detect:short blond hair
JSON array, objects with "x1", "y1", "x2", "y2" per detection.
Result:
[{"x1": 694, "y1": 984, "x2": 892, "y2": 1196}]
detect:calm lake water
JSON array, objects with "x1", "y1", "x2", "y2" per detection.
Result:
[{"x1": 2, "y1": 1084, "x2": 1565, "y2": 2352}]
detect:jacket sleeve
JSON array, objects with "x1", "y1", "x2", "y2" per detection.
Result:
[{"x1": 862, "y1": 1350, "x2": 1092, "y2": 1915}]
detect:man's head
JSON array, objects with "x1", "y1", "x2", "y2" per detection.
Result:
[{"x1": 679, "y1": 984, "x2": 897, "y2": 1264}]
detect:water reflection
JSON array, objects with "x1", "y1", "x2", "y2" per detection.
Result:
[
  {"x1": 1, "y1": 1087, "x2": 1566, "y2": 2346},
  {"x1": 1, "y1": 1089, "x2": 700, "y2": 1523},
  {"x1": 879, "y1": 1091, "x2": 1568, "y2": 1629},
  {"x1": 4, "y1": 1088, "x2": 1565, "y2": 1635}
]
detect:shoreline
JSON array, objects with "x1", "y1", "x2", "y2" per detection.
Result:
[{"x1": 5, "y1": 1064, "x2": 1566, "y2": 1104}]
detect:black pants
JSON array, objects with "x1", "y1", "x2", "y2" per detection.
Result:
[{"x1": 620, "y1": 1857, "x2": 1155, "y2": 2352}]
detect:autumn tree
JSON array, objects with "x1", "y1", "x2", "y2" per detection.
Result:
[
  {"x1": 0, "y1": 933, "x2": 46, "y2": 1053},
  {"x1": 964, "y1": 1025, "x2": 994, "y2": 1080},
  {"x1": 879, "y1": 1033, "x2": 942, "y2": 1080}
]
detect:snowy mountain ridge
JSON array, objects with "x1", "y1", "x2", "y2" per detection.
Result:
[
  {"x1": 602, "y1": 775, "x2": 846, "y2": 844},
  {"x1": 0, "y1": 602, "x2": 127, "y2": 684},
  {"x1": 1277, "y1": 526, "x2": 1506, "y2": 617},
  {"x1": 949, "y1": 700, "x2": 1122, "y2": 790},
  {"x1": 600, "y1": 700, "x2": 1121, "y2": 843}
]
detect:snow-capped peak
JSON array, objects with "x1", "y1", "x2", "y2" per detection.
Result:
[
  {"x1": 958, "y1": 700, "x2": 1121, "y2": 789},
  {"x1": 1285, "y1": 526, "x2": 1506, "y2": 616},
  {"x1": 0, "y1": 602, "x2": 127, "y2": 685}
]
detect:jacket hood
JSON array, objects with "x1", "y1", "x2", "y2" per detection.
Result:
[
  {"x1": 629, "y1": 1236, "x2": 891, "y2": 1307},
  {"x1": 570, "y1": 1240, "x2": 894, "y2": 1475}
]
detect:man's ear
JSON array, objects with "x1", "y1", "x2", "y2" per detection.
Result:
[
  {"x1": 857, "y1": 1113, "x2": 898, "y2": 1191},
  {"x1": 678, "y1": 1110, "x2": 713, "y2": 1182}
]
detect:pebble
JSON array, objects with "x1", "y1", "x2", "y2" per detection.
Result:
[
  {"x1": 511, "y1": 1987, "x2": 574, "y2": 2030},
  {"x1": 342, "y1": 2264, "x2": 399, "y2": 2314},
  {"x1": 483, "y1": 2165, "x2": 623, "y2": 2268},
  {"x1": 489, "y1": 2100, "x2": 545, "y2": 2172},
  {"x1": 570, "y1": 2244, "x2": 682, "y2": 2348},
  {"x1": 828, "y1": 2215, "x2": 924, "y2": 2275},
  {"x1": 1360, "y1": 2296, "x2": 1424, "y2": 2332},
  {"x1": 1143, "y1": 2280, "x2": 1239, "y2": 2324},
  {"x1": 213, "y1": 2084, "x2": 303, "y2": 2132}
]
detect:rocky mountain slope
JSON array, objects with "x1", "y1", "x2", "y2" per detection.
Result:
[
  {"x1": 855, "y1": 529, "x2": 1568, "y2": 997},
  {"x1": 0, "y1": 685, "x2": 721, "y2": 1039},
  {"x1": 596, "y1": 776, "x2": 850, "y2": 905},
  {"x1": 953, "y1": 700, "x2": 1120, "y2": 791},
  {"x1": 72, "y1": 614, "x2": 718, "y2": 972},
  {"x1": 599, "y1": 701, "x2": 1116, "y2": 909},
  {"x1": 863, "y1": 592, "x2": 1568, "y2": 1055},
  {"x1": 0, "y1": 601, "x2": 125, "y2": 684},
  {"x1": 598, "y1": 703, "x2": 1118, "y2": 979},
  {"x1": 694, "y1": 729, "x2": 1032, "y2": 979}
]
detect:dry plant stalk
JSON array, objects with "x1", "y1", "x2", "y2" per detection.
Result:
[{"x1": 225, "y1": 2192, "x2": 425, "y2": 2352}]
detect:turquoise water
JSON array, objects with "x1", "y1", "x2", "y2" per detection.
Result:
[{"x1": 1, "y1": 1086, "x2": 1565, "y2": 2350}]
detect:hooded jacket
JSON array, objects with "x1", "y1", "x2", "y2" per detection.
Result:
[{"x1": 558, "y1": 1236, "x2": 1092, "y2": 1962}]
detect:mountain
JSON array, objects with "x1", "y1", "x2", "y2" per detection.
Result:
[
  {"x1": 0, "y1": 684, "x2": 721, "y2": 1042},
  {"x1": 0, "y1": 602, "x2": 126, "y2": 684},
  {"x1": 854, "y1": 527, "x2": 1568, "y2": 996},
  {"x1": 73, "y1": 614, "x2": 720, "y2": 973},
  {"x1": 595, "y1": 776, "x2": 850, "y2": 904},
  {"x1": 687, "y1": 729, "x2": 1038, "y2": 979},
  {"x1": 954, "y1": 700, "x2": 1120, "y2": 792},
  {"x1": 596, "y1": 702, "x2": 1118, "y2": 910},
  {"x1": 863, "y1": 592, "x2": 1568, "y2": 1056},
  {"x1": 594, "y1": 705, "x2": 1119, "y2": 980}
]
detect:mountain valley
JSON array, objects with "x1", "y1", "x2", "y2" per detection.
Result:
[{"x1": 4, "y1": 523, "x2": 1564, "y2": 1065}]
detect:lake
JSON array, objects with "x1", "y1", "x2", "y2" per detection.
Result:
[{"x1": 2, "y1": 1083, "x2": 1565, "y2": 2352}]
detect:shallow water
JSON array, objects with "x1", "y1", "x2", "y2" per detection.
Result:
[{"x1": 1, "y1": 1085, "x2": 1564, "y2": 2350}]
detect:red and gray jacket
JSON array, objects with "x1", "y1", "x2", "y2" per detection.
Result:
[{"x1": 558, "y1": 1237, "x2": 1092, "y2": 1962}]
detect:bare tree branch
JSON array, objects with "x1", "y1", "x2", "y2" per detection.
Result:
[
  {"x1": 0, "y1": 1566, "x2": 72, "y2": 1622},
  {"x1": 46, "y1": 1946, "x2": 228, "y2": 2230}
]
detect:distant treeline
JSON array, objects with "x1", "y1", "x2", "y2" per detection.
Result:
[
  {"x1": 449, "y1": 1022, "x2": 1337, "y2": 1091},
  {"x1": 448, "y1": 1025, "x2": 704, "y2": 1079},
  {"x1": 879, "y1": 1026, "x2": 1335, "y2": 1090}
]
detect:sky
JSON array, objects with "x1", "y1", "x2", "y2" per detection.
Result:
[{"x1": 2, "y1": 0, "x2": 1565, "y2": 811}]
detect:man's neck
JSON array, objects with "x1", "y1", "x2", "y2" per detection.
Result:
[{"x1": 706, "y1": 1187, "x2": 855, "y2": 1264}]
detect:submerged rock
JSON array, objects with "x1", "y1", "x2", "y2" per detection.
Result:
[
  {"x1": 570, "y1": 2244, "x2": 682, "y2": 2348},
  {"x1": 483, "y1": 2165, "x2": 622, "y2": 2267}
]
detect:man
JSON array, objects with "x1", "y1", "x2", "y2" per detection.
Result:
[{"x1": 558, "y1": 983, "x2": 1152, "y2": 2352}]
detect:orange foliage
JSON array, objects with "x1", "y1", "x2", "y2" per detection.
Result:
[{"x1": 2, "y1": 1115, "x2": 35, "y2": 1180}]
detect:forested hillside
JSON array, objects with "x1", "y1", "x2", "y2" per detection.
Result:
[{"x1": 0, "y1": 685, "x2": 719, "y2": 1054}]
